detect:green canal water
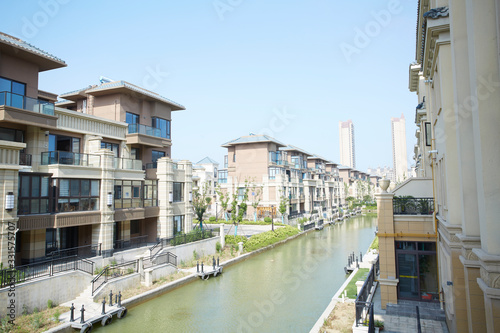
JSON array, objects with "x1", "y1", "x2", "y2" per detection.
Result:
[{"x1": 99, "y1": 215, "x2": 376, "y2": 333}]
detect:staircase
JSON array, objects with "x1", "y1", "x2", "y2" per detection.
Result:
[{"x1": 386, "y1": 300, "x2": 446, "y2": 321}]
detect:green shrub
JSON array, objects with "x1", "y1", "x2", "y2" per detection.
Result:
[
  {"x1": 264, "y1": 217, "x2": 272, "y2": 223},
  {"x1": 243, "y1": 226, "x2": 300, "y2": 252},
  {"x1": 215, "y1": 241, "x2": 222, "y2": 253},
  {"x1": 53, "y1": 309, "x2": 61, "y2": 323},
  {"x1": 225, "y1": 235, "x2": 247, "y2": 245},
  {"x1": 47, "y1": 299, "x2": 53, "y2": 309},
  {"x1": 209, "y1": 216, "x2": 216, "y2": 222}
]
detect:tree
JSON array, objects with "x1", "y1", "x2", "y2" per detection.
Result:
[
  {"x1": 229, "y1": 180, "x2": 249, "y2": 236},
  {"x1": 345, "y1": 196, "x2": 356, "y2": 210},
  {"x1": 278, "y1": 193, "x2": 289, "y2": 224},
  {"x1": 192, "y1": 182, "x2": 212, "y2": 231},
  {"x1": 248, "y1": 179, "x2": 263, "y2": 222},
  {"x1": 215, "y1": 185, "x2": 230, "y2": 221}
]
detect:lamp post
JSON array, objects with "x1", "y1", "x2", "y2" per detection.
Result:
[{"x1": 271, "y1": 205, "x2": 274, "y2": 231}]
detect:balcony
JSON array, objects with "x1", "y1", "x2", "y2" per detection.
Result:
[
  {"x1": 393, "y1": 197, "x2": 434, "y2": 215},
  {"x1": 114, "y1": 157, "x2": 143, "y2": 170},
  {"x1": 0, "y1": 92, "x2": 57, "y2": 128},
  {"x1": 41, "y1": 151, "x2": 101, "y2": 167},
  {"x1": 127, "y1": 124, "x2": 170, "y2": 148},
  {"x1": 19, "y1": 153, "x2": 32, "y2": 166}
]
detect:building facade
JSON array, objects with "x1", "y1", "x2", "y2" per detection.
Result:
[
  {"x1": 0, "y1": 32, "x2": 193, "y2": 265},
  {"x1": 217, "y1": 134, "x2": 344, "y2": 222},
  {"x1": 378, "y1": 1, "x2": 500, "y2": 332},
  {"x1": 391, "y1": 113, "x2": 408, "y2": 183},
  {"x1": 192, "y1": 157, "x2": 219, "y2": 217},
  {"x1": 339, "y1": 119, "x2": 355, "y2": 169}
]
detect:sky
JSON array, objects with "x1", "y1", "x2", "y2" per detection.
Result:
[{"x1": 1, "y1": 0, "x2": 418, "y2": 172}]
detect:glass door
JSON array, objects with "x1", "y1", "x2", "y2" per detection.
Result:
[{"x1": 397, "y1": 253, "x2": 419, "y2": 299}]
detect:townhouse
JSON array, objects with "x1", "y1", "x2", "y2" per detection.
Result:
[{"x1": 0, "y1": 32, "x2": 193, "y2": 266}]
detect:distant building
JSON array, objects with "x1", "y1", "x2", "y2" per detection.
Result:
[
  {"x1": 391, "y1": 113, "x2": 408, "y2": 183},
  {"x1": 192, "y1": 157, "x2": 219, "y2": 217},
  {"x1": 339, "y1": 120, "x2": 355, "y2": 168}
]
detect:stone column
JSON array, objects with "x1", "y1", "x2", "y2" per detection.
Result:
[
  {"x1": 157, "y1": 157, "x2": 173, "y2": 239},
  {"x1": 179, "y1": 160, "x2": 193, "y2": 233},
  {"x1": 375, "y1": 189, "x2": 397, "y2": 309},
  {"x1": 95, "y1": 149, "x2": 115, "y2": 258}
]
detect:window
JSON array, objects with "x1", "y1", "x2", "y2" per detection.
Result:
[
  {"x1": 218, "y1": 170, "x2": 227, "y2": 183},
  {"x1": 0, "y1": 76, "x2": 26, "y2": 109},
  {"x1": 237, "y1": 187, "x2": 246, "y2": 201},
  {"x1": 152, "y1": 150, "x2": 166, "y2": 165},
  {"x1": 425, "y1": 122, "x2": 432, "y2": 146},
  {"x1": 224, "y1": 155, "x2": 228, "y2": 168},
  {"x1": 144, "y1": 180, "x2": 158, "y2": 207},
  {"x1": 131, "y1": 148, "x2": 140, "y2": 160},
  {"x1": 114, "y1": 180, "x2": 143, "y2": 209},
  {"x1": 126, "y1": 112, "x2": 139, "y2": 125},
  {"x1": 130, "y1": 220, "x2": 140, "y2": 235},
  {"x1": 152, "y1": 117, "x2": 171, "y2": 139},
  {"x1": 269, "y1": 167, "x2": 281, "y2": 180},
  {"x1": 18, "y1": 173, "x2": 51, "y2": 215},
  {"x1": 173, "y1": 182, "x2": 184, "y2": 202},
  {"x1": 173, "y1": 215, "x2": 184, "y2": 235},
  {"x1": 0, "y1": 127, "x2": 24, "y2": 142},
  {"x1": 57, "y1": 179, "x2": 99, "y2": 212},
  {"x1": 233, "y1": 152, "x2": 236, "y2": 162},
  {"x1": 101, "y1": 142, "x2": 120, "y2": 157}
]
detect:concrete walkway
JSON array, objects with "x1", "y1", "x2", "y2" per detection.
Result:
[{"x1": 372, "y1": 286, "x2": 449, "y2": 333}]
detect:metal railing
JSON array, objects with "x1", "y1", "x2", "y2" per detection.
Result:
[
  {"x1": 289, "y1": 211, "x2": 303, "y2": 220},
  {"x1": 113, "y1": 157, "x2": 143, "y2": 170},
  {"x1": 19, "y1": 153, "x2": 32, "y2": 166},
  {"x1": 393, "y1": 197, "x2": 434, "y2": 215},
  {"x1": 91, "y1": 259, "x2": 139, "y2": 295},
  {"x1": 355, "y1": 256, "x2": 379, "y2": 327},
  {"x1": 143, "y1": 251, "x2": 177, "y2": 270},
  {"x1": 303, "y1": 221, "x2": 315, "y2": 231},
  {"x1": 0, "y1": 256, "x2": 94, "y2": 288},
  {"x1": 114, "y1": 235, "x2": 149, "y2": 251},
  {"x1": 128, "y1": 124, "x2": 164, "y2": 138},
  {"x1": 41, "y1": 151, "x2": 101, "y2": 167},
  {"x1": 48, "y1": 243, "x2": 102, "y2": 260},
  {"x1": 0, "y1": 91, "x2": 55, "y2": 115},
  {"x1": 149, "y1": 229, "x2": 215, "y2": 256}
]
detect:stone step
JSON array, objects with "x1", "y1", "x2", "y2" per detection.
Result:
[{"x1": 386, "y1": 301, "x2": 446, "y2": 321}]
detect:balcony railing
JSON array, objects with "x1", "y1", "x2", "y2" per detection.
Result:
[
  {"x1": 41, "y1": 151, "x2": 101, "y2": 167},
  {"x1": 0, "y1": 91, "x2": 54, "y2": 116},
  {"x1": 128, "y1": 124, "x2": 163, "y2": 138},
  {"x1": 114, "y1": 157, "x2": 143, "y2": 170},
  {"x1": 393, "y1": 197, "x2": 434, "y2": 215},
  {"x1": 19, "y1": 153, "x2": 32, "y2": 166},
  {"x1": 145, "y1": 162, "x2": 157, "y2": 169}
]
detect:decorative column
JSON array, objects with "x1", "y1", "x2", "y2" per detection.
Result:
[
  {"x1": 179, "y1": 160, "x2": 193, "y2": 233},
  {"x1": 375, "y1": 179, "x2": 398, "y2": 309},
  {"x1": 95, "y1": 149, "x2": 115, "y2": 258},
  {"x1": 157, "y1": 157, "x2": 173, "y2": 239}
]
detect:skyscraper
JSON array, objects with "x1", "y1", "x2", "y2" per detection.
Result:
[
  {"x1": 391, "y1": 113, "x2": 408, "y2": 182},
  {"x1": 339, "y1": 120, "x2": 355, "y2": 168}
]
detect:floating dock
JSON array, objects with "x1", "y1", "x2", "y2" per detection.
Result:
[
  {"x1": 69, "y1": 303, "x2": 127, "y2": 332},
  {"x1": 195, "y1": 258, "x2": 223, "y2": 280}
]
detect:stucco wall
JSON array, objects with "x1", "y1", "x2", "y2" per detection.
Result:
[
  {"x1": 0, "y1": 271, "x2": 90, "y2": 317},
  {"x1": 168, "y1": 237, "x2": 218, "y2": 264}
]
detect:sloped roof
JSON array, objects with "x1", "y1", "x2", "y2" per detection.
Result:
[
  {"x1": 221, "y1": 134, "x2": 286, "y2": 148},
  {"x1": 279, "y1": 144, "x2": 312, "y2": 156},
  {"x1": 196, "y1": 157, "x2": 219, "y2": 165},
  {"x1": 0, "y1": 32, "x2": 66, "y2": 71}
]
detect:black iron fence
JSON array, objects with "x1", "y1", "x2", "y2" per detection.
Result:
[
  {"x1": 143, "y1": 252, "x2": 177, "y2": 270},
  {"x1": 150, "y1": 229, "x2": 215, "y2": 257},
  {"x1": 114, "y1": 235, "x2": 149, "y2": 251},
  {"x1": 91, "y1": 259, "x2": 139, "y2": 295},
  {"x1": 393, "y1": 197, "x2": 434, "y2": 215},
  {"x1": 48, "y1": 243, "x2": 102, "y2": 259},
  {"x1": 355, "y1": 256, "x2": 379, "y2": 327},
  {"x1": 303, "y1": 221, "x2": 315, "y2": 232},
  {"x1": 0, "y1": 256, "x2": 94, "y2": 288}
]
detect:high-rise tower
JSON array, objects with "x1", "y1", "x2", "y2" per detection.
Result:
[
  {"x1": 339, "y1": 120, "x2": 355, "y2": 168},
  {"x1": 391, "y1": 113, "x2": 408, "y2": 182}
]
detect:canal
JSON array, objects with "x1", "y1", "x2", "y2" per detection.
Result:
[{"x1": 99, "y1": 215, "x2": 376, "y2": 332}]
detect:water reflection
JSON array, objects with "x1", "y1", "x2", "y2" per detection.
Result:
[{"x1": 98, "y1": 215, "x2": 376, "y2": 332}]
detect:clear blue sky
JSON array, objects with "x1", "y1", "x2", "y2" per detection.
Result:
[{"x1": 2, "y1": 0, "x2": 418, "y2": 172}]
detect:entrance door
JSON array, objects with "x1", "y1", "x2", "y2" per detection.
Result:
[{"x1": 397, "y1": 253, "x2": 419, "y2": 299}]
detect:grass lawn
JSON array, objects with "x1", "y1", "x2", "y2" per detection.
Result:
[{"x1": 342, "y1": 268, "x2": 369, "y2": 299}]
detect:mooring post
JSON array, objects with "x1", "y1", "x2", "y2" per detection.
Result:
[
  {"x1": 360, "y1": 252, "x2": 363, "y2": 262},
  {"x1": 356, "y1": 257, "x2": 359, "y2": 268},
  {"x1": 115, "y1": 293, "x2": 118, "y2": 305},
  {"x1": 213, "y1": 256, "x2": 216, "y2": 270},
  {"x1": 201, "y1": 262, "x2": 204, "y2": 273},
  {"x1": 197, "y1": 261, "x2": 199, "y2": 273},
  {"x1": 217, "y1": 257, "x2": 219, "y2": 267},
  {"x1": 80, "y1": 305, "x2": 85, "y2": 324},
  {"x1": 102, "y1": 298, "x2": 106, "y2": 315},
  {"x1": 70, "y1": 303, "x2": 75, "y2": 322},
  {"x1": 118, "y1": 291, "x2": 122, "y2": 307},
  {"x1": 109, "y1": 290, "x2": 113, "y2": 306}
]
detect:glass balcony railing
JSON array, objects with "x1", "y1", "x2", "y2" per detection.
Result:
[
  {"x1": 128, "y1": 124, "x2": 162, "y2": 138},
  {"x1": 41, "y1": 151, "x2": 101, "y2": 167},
  {"x1": 0, "y1": 91, "x2": 54, "y2": 116},
  {"x1": 114, "y1": 157, "x2": 143, "y2": 170}
]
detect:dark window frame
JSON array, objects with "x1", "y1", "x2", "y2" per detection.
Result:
[
  {"x1": 57, "y1": 178, "x2": 100, "y2": 212},
  {"x1": 173, "y1": 182, "x2": 184, "y2": 202},
  {"x1": 18, "y1": 173, "x2": 51, "y2": 215}
]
